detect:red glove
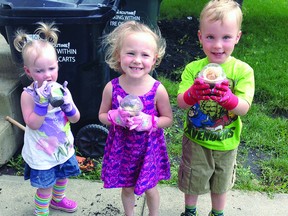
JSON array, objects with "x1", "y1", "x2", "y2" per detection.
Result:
[
  {"x1": 183, "y1": 78, "x2": 211, "y2": 105},
  {"x1": 210, "y1": 80, "x2": 239, "y2": 110}
]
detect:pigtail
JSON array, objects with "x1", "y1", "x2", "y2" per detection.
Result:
[
  {"x1": 35, "y1": 22, "x2": 59, "y2": 46},
  {"x1": 13, "y1": 29, "x2": 30, "y2": 52},
  {"x1": 13, "y1": 22, "x2": 59, "y2": 53}
]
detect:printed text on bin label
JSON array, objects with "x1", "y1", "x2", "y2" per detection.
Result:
[
  {"x1": 109, "y1": 10, "x2": 141, "y2": 27},
  {"x1": 56, "y1": 42, "x2": 76, "y2": 63}
]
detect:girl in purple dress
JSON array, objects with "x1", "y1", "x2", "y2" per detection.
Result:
[{"x1": 99, "y1": 21, "x2": 173, "y2": 216}]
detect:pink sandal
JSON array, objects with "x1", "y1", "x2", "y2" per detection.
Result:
[{"x1": 50, "y1": 197, "x2": 77, "y2": 213}]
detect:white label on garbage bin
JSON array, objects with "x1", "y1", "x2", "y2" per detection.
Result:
[
  {"x1": 27, "y1": 34, "x2": 40, "y2": 41},
  {"x1": 56, "y1": 42, "x2": 76, "y2": 63},
  {"x1": 109, "y1": 10, "x2": 141, "y2": 27}
]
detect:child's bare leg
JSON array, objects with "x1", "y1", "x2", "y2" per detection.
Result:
[
  {"x1": 121, "y1": 187, "x2": 135, "y2": 216},
  {"x1": 211, "y1": 192, "x2": 226, "y2": 211},
  {"x1": 181, "y1": 193, "x2": 199, "y2": 215},
  {"x1": 145, "y1": 186, "x2": 160, "y2": 216},
  {"x1": 185, "y1": 193, "x2": 198, "y2": 206}
]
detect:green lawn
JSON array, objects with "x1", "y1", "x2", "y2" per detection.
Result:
[{"x1": 159, "y1": 0, "x2": 288, "y2": 194}]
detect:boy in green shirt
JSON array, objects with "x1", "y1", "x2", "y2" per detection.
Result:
[{"x1": 177, "y1": 1, "x2": 255, "y2": 216}]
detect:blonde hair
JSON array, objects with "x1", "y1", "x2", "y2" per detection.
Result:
[
  {"x1": 13, "y1": 22, "x2": 59, "y2": 66},
  {"x1": 200, "y1": 0, "x2": 243, "y2": 30},
  {"x1": 102, "y1": 20, "x2": 166, "y2": 73}
]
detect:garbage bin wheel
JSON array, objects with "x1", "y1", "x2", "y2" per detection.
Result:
[{"x1": 75, "y1": 124, "x2": 108, "y2": 159}]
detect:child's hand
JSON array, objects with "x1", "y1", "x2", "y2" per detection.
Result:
[
  {"x1": 33, "y1": 81, "x2": 50, "y2": 105},
  {"x1": 60, "y1": 81, "x2": 76, "y2": 116},
  {"x1": 129, "y1": 112, "x2": 158, "y2": 132},
  {"x1": 108, "y1": 107, "x2": 131, "y2": 128},
  {"x1": 210, "y1": 80, "x2": 239, "y2": 110},
  {"x1": 183, "y1": 78, "x2": 211, "y2": 105},
  {"x1": 32, "y1": 81, "x2": 50, "y2": 116}
]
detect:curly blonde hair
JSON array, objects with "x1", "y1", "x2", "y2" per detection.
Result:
[
  {"x1": 102, "y1": 20, "x2": 166, "y2": 73},
  {"x1": 13, "y1": 22, "x2": 59, "y2": 66}
]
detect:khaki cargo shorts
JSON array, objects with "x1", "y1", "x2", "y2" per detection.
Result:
[{"x1": 178, "y1": 135, "x2": 237, "y2": 195}]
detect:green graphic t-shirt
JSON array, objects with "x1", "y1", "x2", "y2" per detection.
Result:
[{"x1": 178, "y1": 57, "x2": 254, "y2": 151}]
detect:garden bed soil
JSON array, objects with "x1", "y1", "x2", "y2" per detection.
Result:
[{"x1": 157, "y1": 18, "x2": 205, "y2": 80}]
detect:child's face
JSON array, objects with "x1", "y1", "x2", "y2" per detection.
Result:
[
  {"x1": 24, "y1": 49, "x2": 58, "y2": 87},
  {"x1": 118, "y1": 32, "x2": 157, "y2": 78},
  {"x1": 198, "y1": 12, "x2": 242, "y2": 64}
]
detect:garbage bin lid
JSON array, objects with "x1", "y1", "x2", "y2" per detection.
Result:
[
  {"x1": 0, "y1": 0, "x2": 120, "y2": 24},
  {"x1": 0, "y1": 0, "x2": 116, "y2": 17}
]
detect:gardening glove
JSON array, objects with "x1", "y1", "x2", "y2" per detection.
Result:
[
  {"x1": 108, "y1": 107, "x2": 131, "y2": 128},
  {"x1": 128, "y1": 112, "x2": 158, "y2": 132},
  {"x1": 32, "y1": 80, "x2": 50, "y2": 116},
  {"x1": 183, "y1": 78, "x2": 211, "y2": 105},
  {"x1": 210, "y1": 80, "x2": 239, "y2": 110},
  {"x1": 60, "y1": 81, "x2": 76, "y2": 117}
]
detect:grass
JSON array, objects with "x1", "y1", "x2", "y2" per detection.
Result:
[
  {"x1": 231, "y1": 0, "x2": 288, "y2": 193},
  {"x1": 160, "y1": 0, "x2": 207, "y2": 19},
  {"x1": 158, "y1": 0, "x2": 288, "y2": 194},
  {"x1": 6, "y1": 0, "x2": 288, "y2": 194}
]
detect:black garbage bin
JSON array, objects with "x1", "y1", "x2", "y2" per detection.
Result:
[
  {"x1": 104, "y1": 0, "x2": 162, "y2": 80},
  {"x1": 0, "y1": 0, "x2": 120, "y2": 158},
  {"x1": 105, "y1": 0, "x2": 161, "y2": 31}
]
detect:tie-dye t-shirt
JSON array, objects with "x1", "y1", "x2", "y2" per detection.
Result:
[{"x1": 22, "y1": 87, "x2": 75, "y2": 170}]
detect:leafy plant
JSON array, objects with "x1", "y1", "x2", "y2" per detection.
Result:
[{"x1": 7, "y1": 154, "x2": 24, "y2": 176}]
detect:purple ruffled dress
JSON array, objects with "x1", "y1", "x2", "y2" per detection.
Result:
[{"x1": 101, "y1": 78, "x2": 171, "y2": 195}]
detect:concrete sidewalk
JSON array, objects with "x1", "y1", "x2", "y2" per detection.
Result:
[{"x1": 0, "y1": 175, "x2": 287, "y2": 216}]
